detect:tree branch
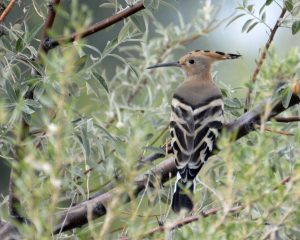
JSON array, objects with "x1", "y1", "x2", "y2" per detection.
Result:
[
  {"x1": 53, "y1": 83, "x2": 300, "y2": 234},
  {"x1": 37, "y1": 0, "x2": 61, "y2": 55},
  {"x1": 43, "y1": 1, "x2": 145, "y2": 52},
  {"x1": 4, "y1": 0, "x2": 61, "y2": 236},
  {"x1": 244, "y1": 7, "x2": 286, "y2": 112},
  {"x1": 274, "y1": 116, "x2": 300, "y2": 122},
  {"x1": 0, "y1": 0, "x2": 15, "y2": 23},
  {"x1": 143, "y1": 175, "x2": 292, "y2": 237}
]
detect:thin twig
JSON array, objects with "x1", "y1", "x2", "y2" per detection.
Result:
[
  {"x1": 254, "y1": 124, "x2": 294, "y2": 136},
  {"x1": 0, "y1": 0, "x2": 15, "y2": 23},
  {"x1": 44, "y1": 1, "x2": 145, "y2": 52},
  {"x1": 244, "y1": 7, "x2": 287, "y2": 112},
  {"x1": 145, "y1": 205, "x2": 244, "y2": 237},
  {"x1": 52, "y1": 82, "x2": 300, "y2": 234},
  {"x1": 274, "y1": 116, "x2": 300, "y2": 122},
  {"x1": 144, "y1": 175, "x2": 293, "y2": 237}
]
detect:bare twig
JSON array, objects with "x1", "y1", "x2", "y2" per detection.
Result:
[
  {"x1": 0, "y1": 0, "x2": 15, "y2": 23},
  {"x1": 145, "y1": 174, "x2": 292, "y2": 237},
  {"x1": 43, "y1": 1, "x2": 145, "y2": 52},
  {"x1": 254, "y1": 124, "x2": 294, "y2": 136},
  {"x1": 274, "y1": 116, "x2": 300, "y2": 122},
  {"x1": 53, "y1": 83, "x2": 300, "y2": 234},
  {"x1": 244, "y1": 8, "x2": 287, "y2": 112},
  {"x1": 145, "y1": 205, "x2": 244, "y2": 237}
]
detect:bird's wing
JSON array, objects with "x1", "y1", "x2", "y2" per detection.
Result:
[{"x1": 170, "y1": 95, "x2": 224, "y2": 182}]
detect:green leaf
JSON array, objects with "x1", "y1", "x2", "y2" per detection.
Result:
[
  {"x1": 5, "y1": 81, "x2": 17, "y2": 102},
  {"x1": 74, "y1": 55, "x2": 88, "y2": 72},
  {"x1": 247, "y1": 4, "x2": 254, "y2": 12},
  {"x1": 15, "y1": 37, "x2": 24, "y2": 52},
  {"x1": 292, "y1": 21, "x2": 300, "y2": 35},
  {"x1": 92, "y1": 72, "x2": 109, "y2": 93},
  {"x1": 226, "y1": 14, "x2": 245, "y2": 27},
  {"x1": 259, "y1": 4, "x2": 266, "y2": 15},
  {"x1": 280, "y1": 86, "x2": 292, "y2": 108},
  {"x1": 130, "y1": 15, "x2": 143, "y2": 32},
  {"x1": 262, "y1": 12, "x2": 266, "y2": 22},
  {"x1": 265, "y1": 0, "x2": 273, "y2": 5},
  {"x1": 25, "y1": 99, "x2": 41, "y2": 109},
  {"x1": 118, "y1": 21, "x2": 132, "y2": 43},
  {"x1": 99, "y1": 3, "x2": 115, "y2": 8},
  {"x1": 285, "y1": 0, "x2": 293, "y2": 12},
  {"x1": 243, "y1": 0, "x2": 248, "y2": 8},
  {"x1": 103, "y1": 37, "x2": 118, "y2": 56},
  {"x1": 80, "y1": 126, "x2": 90, "y2": 161},
  {"x1": 108, "y1": 54, "x2": 139, "y2": 79},
  {"x1": 292, "y1": 6, "x2": 300, "y2": 16},
  {"x1": 242, "y1": 19, "x2": 254, "y2": 33},
  {"x1": 247, "y1": 22, "x2": 259, "y2": 33}
]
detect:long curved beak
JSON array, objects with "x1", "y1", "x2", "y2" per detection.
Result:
[{"x1": 146, "y1": 61, "x2": 181, "y2": 69}]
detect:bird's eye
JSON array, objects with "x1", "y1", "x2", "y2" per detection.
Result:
[{"x1": 188, "y1": 59, "x2": 195, "y2": 64}]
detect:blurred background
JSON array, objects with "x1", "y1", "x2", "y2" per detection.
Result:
[{"x1": 1, "y1": 0, "x2": 299, "y2": 195}]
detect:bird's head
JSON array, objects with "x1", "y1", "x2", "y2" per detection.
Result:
[{"x1": 147, "y1": 50, "x2": 241, "y2": 77}]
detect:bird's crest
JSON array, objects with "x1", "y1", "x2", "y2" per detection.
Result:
[{"x1": 180, "y1": 50, "x2": 241, "y2": 62}]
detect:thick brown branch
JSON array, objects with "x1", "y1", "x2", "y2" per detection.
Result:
[
  {"x1": 53, "y1": 84, "x2": 300, "y2": 234},
  {"x1": 44, "y1": 1, "x2": 145, "y2": 52},
  {"x1": 0, "y1": 0, "x2": 15, "y2": 23},
  {"x1": 244, "y1": 7, "x2": 286, "y2": 112}
]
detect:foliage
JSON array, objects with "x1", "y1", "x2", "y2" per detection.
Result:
[{"x1": 0, "y1": 0, "x2": 300, "y2": 239}]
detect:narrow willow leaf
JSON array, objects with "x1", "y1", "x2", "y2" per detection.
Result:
[
  {"x1": 266, "y1": 0, "x2": 273, "y2": 5},
  {"x1": 118, "y1": 21, "x2": 132, "y2": 43},
  {"x1": 108, "y1": 53, "x2": 139, "y2": 79},
  {"x1": 292, "y1": 21, "x2": 300, "y2": 35},
  {"x1": 242, "y1": 19, "x2": 254, "y2": 32},
  {"x1": 280, "y1": 86, "x2": 292, "y2": 108},
  {"x1": 92, "y1": 72, "x2": 109, "y2": 93},
  {"x1": 262, "y1": 12, "x2": 266, "y2": 22},
  {"x1": 285, "y1": 0, "x2": 293, "y2": 12},
  {"x1": 247, "y1": 22, "x2": 259, "y2": 33},
  {"x1": 259, "y1": 4, "x2": 266, "y2": 15},
  {"x1": 94, "y1": 123, "x2": 117, "y2": 143},
  {"x1": 226, "y1": 14, "x2": 245, "y2": 27},
  {"x1": 74, "y1": 55, "x2": 88, "y2": 72},
  {"x1": 247, "y1": 4, "x2": 254, "y2": 12},
  {"x1": 292, "y1": 6, "x2": 300, "y2": 16},
  {"x1": 5, "y1": 81, "x2": 17, "y2": 102},
  {"x1": 99, "y1": 3, "x2": 115, "y2": 8},
  {"x1": 130, "y1": 16, "x2": 143, "y2": 32},
  {"x1": 15, "y1": 37, "x2": 24, "y2": 52},
  {"x1": 80, "y1": 126, "x2": 90, "y2": 161}
]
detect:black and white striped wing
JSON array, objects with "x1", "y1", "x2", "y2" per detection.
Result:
[{"x1": 170, "y1": 96, "x2": 224, "y2": 182}]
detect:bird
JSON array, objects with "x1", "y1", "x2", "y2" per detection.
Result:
[{"x1": 147, "y1": 50, "x2": 241, "y2": 212}]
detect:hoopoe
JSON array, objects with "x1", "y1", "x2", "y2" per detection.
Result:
[{"x1": 148, "y1": 50, "x2": 241, "y2": 212}]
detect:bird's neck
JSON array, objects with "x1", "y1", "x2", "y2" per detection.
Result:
[
  {"x1": 185, "y1": 71, "x2": 212, "y2": 82},
  {"x1": 185, "y1": 65, "x2": 212, "y2": 82}
]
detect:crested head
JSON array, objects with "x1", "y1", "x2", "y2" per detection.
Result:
[
  {"x1": 178, "y1": 50, "x2": 241, "y2": 77},
  {"x1": 147, "y1": 50, "x2": 241, "y2": 78}
]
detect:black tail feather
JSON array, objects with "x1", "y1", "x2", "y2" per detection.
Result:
[{"x1": 171, "y1": 180, "x2": 194, "y2": 213}]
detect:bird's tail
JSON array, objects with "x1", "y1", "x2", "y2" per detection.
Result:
[{"x1": 171, "y1": 175, "x2": 194, "y2": 213}]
